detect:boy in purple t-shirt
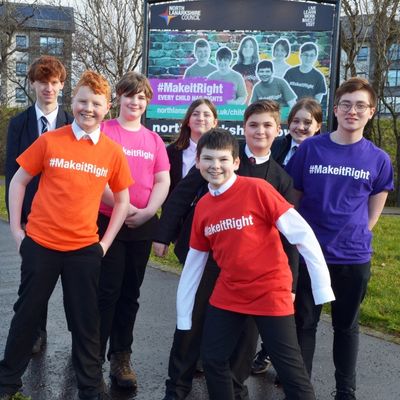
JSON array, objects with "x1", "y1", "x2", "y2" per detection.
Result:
[{"x1": 286, "y1": 77, "x2": 393, "y2": 400}]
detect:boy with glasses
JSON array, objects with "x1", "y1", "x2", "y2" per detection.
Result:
[
  {"x1": 284, "y1": 42, "x2": 327, "y2": 102},
  {"x1": 286, "y1": 77, "x2": 393, "y2": 400}
]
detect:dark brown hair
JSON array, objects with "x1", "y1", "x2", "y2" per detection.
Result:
[
  {"x1": 287, "y1": 97, "x2": 323, "y2": 128},
  {"x1": 196, "y1": 128, "x2": 239, "y2": 159},
  {"x1": 116, "y1": 71, "x2": 153, "y2": 102},
  {"x1": 174, "y1": 98, "x2": 218, "y2": 150},
  {"x1": 244, "y1": 100, "x2": 281, "y2": 126},
  {"x1": 334, "y1": 77, "x2": 377, "y2": 108}
]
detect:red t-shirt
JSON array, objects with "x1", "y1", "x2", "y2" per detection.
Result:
[
  {"x1": 190, "y1": 176, "x2": 294, "y2": 316},
  {"x1": 17, "y1": 125, "x2": 133, "y2": 251}
]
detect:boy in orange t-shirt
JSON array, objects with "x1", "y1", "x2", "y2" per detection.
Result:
[
  {"x1": 0, "y1": 71, "x2": 132, "y2": 400},
  {"x1": 176, "y1": 128, "x2": 335, "y2": 400}
]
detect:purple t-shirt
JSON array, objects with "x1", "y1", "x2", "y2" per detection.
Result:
[{"x1": 286, "y1": 133, "x2": 393, "y2": 264}]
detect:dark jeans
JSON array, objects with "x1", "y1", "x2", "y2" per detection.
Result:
[
  {"x1": 202, "y1": 305, "x2": 315, "y2": 400},
  {"x1": 0, "y1": 236, "x2": 103, "y2": 399},
  {"x1": 295, "y1": 262, "x2": 371, "y2": 392},
  {"x1": 165, "y1": 258, "x2": 257, "y2": 400},
  {"x1": 98, "y1": 238, "x2": 152, "y2": 360}
]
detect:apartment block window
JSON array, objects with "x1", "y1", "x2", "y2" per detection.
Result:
[
  {"x1": 16, "y1": 35, "x2": 28, "y2": 49},
  {"x1": 40, "y1": 36, "x2": 64, "y2": 55},
  {"x1": 380, "y1": 97, "x2": 400, "y2": 114},
  {"x1": 16, "y1": 62, "x2": 27, "y2": 76},
  {"x1": 387, "y1": 69, "x2": 400, "y2": 87},
  {"x1": 356, "y1": 46, "x2": 369, "y2": 62},
  {"x1": 389, "y1": 44, "x2": 400, "y2": 61},
  {"x1": 16, "y1": 88, "x2": 27, "y2": 103}
]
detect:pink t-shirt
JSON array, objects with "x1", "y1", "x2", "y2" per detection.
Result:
[{"x1": 99, "y1": 119, "x2": 170, "y2": 216}]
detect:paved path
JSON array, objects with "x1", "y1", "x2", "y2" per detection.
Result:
[{"x1": 0, "y1": 220, "x2": 399, "y2": 400}]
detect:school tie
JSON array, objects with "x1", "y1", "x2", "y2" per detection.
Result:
[
  {"x1": 40, "y1": 116, "x2": 48, "y2": 134},
  {"x1": 249, "y1": 157, "x2": 256, "y2": 165},
  {"x1": 214, "y1": 190, "x2": 220, "y2": 196},
  {"x1": 292, "y1": 145, "x2": 298, "y2": 157}
]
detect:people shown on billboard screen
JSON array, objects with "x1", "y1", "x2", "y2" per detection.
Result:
[
  {"x1": 232, "y1": 36, "x2": 260, "y2": 100},
  {"x1": 207, "y1": 47, "x2": 247, "y2": 105},
  {"x1": 283, "y1": 42, "x2": 327, "y2": 102},
  {"x1": 250, "y1": 60, "x2": 297, "y2": 109},
  {"x1": 271, "y1": 38, "x2": 291, "y2": 78},
  {"x1": 183, "y1": 39, "x2": 217, "y2": 78}
]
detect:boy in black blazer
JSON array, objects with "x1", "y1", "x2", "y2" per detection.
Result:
[
  {"x1": 154, "y1": 100, "x2": 298, "y2": 400},
  {"x1": 5, "y1": 55, "x2": 73, "y2": 354}
]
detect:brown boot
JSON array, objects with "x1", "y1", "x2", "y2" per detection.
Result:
[{"x1": 109, "y1": 352, "x2": 137, "y2": 389}]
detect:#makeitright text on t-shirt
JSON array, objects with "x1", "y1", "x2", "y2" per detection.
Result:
[
  {"x1": 190, "y1": 176, "x2": 294, "y2": 316},
  {"x1": 286, "y1": 134, "x2": 394, "y2": 264}
]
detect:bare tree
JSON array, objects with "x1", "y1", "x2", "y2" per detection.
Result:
[
  {"x1": 0, "y1": 0, "x2": 37, "y2": 104},
  {"x1": 340, "y1": 0, "x2": 373, "y2": 79},
  {"x1": 68, "y1": 0, "x2": 143, "y2": 92},
  {"x1": 369, "y1": 0, "x2": 400, "y2": 204},
  {"x1": 341, "y1": 0, "x2": 400, "y2": 205}
]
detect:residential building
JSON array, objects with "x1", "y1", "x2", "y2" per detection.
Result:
[
  {"x1": 340, "y1": 15, "x2": 400, "y2": 115},
  {"x1": 0, "y1": 2, "x2": 74, "y2": 107}
]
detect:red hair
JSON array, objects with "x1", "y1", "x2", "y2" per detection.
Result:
[
  {"x1": 28, "y1": 55, "x2": 66, "y2": 83},
  {"x1": 73, "y1": 70, "x2": 111, "y2": 102}
]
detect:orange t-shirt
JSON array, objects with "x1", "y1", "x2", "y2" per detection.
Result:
[
  {"x1": 17, "y1": 125, "x2": 133, "y2": 251},
  {"x1": 190, "y1": 176, "x2": 294, "y2": 316}
]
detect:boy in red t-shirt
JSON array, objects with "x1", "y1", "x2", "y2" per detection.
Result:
[
  {"x1": 0, "y1": 71, "x2": 133, "y2": 400},
  {"x1": 176, "y1": 128, "x2": 335, "y2": 400}
]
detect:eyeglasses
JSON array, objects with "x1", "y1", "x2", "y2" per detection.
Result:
[{"x1": 337, "y1": 102, "x2": 371, "y2": 113}]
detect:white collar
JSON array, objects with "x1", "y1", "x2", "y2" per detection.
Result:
[
  {"x1": 71, "y1": 120, "x2": 100, "y2": 144},
  {"x1": 35, "y1": 103, "x2": 59, "y2": 126},
  {"x1": 290, "y1": 138, "x2": 300, "y2": 151},
  {"x1": 244, "y1": 144, "x2": 270, "y2": 164},
  {"x1": 209, "y1": 174, "x2": 237, "y2": 196},
  {"x1": 188, "y1": 138, "x2": 197, "y2": 152}
]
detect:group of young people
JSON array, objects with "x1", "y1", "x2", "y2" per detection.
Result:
[{"x1": 1, "y1": 53, "x2": 393, "y2": 400}]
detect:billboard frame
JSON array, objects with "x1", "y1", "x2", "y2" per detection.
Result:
[{"x1": 143, "y1": 0, "x2": 342, "y2": 137}]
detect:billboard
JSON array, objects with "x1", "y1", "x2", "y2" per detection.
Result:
[{"x1": 144, "y1": 0, "x2": 341, "y2": 137}]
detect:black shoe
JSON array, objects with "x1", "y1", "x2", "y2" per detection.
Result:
[
  {"x1": 333, "y1": 389, "x2": 356, "y2": 400},
  {"x1": 32, "y1": 330, "x2": 47, "y2": 354},
  {"x1": 251, "y1": 350, "x2": 271, "y2": 375}
]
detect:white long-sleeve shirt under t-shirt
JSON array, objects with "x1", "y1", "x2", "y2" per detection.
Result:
[{"x1": 176, "y1": 177, "x2": 335, "y2": 330}]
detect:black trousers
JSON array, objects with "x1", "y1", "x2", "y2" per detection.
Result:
[
  {"x1": 165, "y1": 258, "x2": 258, "y2": 400},
  {"x1": 98, "y1": 238, "x2": 152, "y2": 360},
  {"x1": 18, "y1": 258, "x2": 48, "y2": 339},
  {"x1": 295, "y1": 262, "x2": 371, "y2": 393},
  {"x1": 202, "y1": 305, "x2": 315, "y2": 400},
  {"x1": 0, "y1": 236, "x2": 104, "y2": 399}
]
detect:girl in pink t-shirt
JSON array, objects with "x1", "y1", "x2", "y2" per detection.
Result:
[{"x1": 97, "y1": 72, "x2": 170, "y2": 389}]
